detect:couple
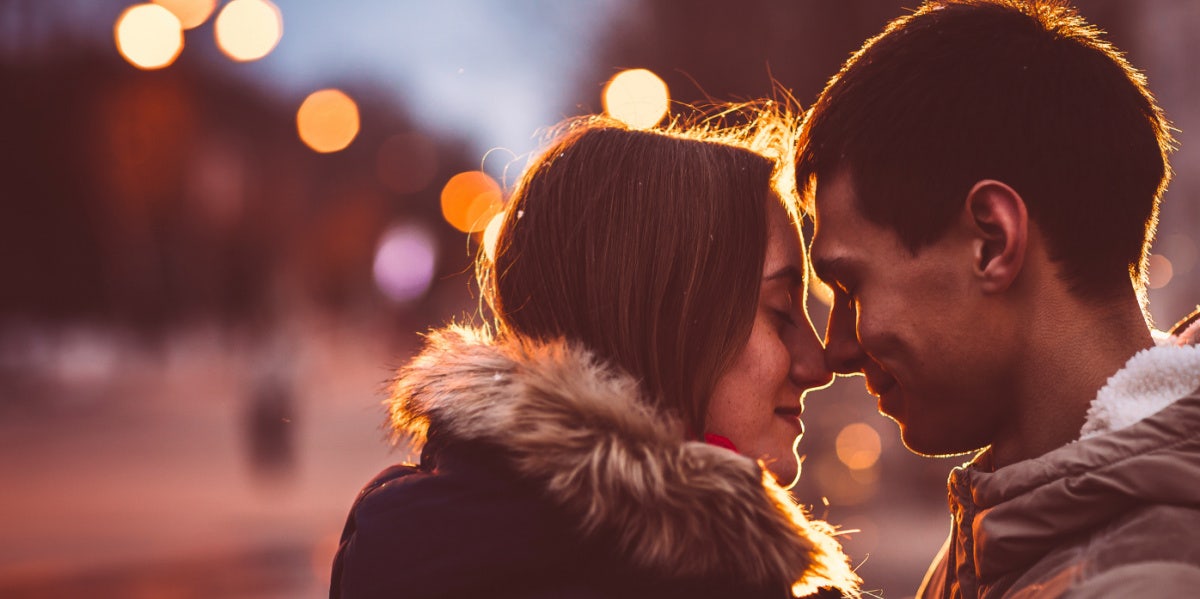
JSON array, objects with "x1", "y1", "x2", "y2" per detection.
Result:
[{"x1": 332, "y1": 1, "x2": 1200, "y2": 598}]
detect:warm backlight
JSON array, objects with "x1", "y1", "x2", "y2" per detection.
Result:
[
  {"x1": 114, "y1": 3, "x2": 184, "y2": 70},
  {"x1": 835, "y1": 423, "x2": 882, "y2": 470},
  {"x1": 153, "y1": 0, "x2": 216, "y2": 29},
  {"x1": 603, "y1": 69, "x2": 669, "y2": 130},
  {"x1": 482, "y1": 211, "x2": 506, "y2": 262},
  {"x1": 296, "y1": 89, "x2": 360, "y2": 153},
  {"x1": 441, "y1": 172, "x2": 502, "y2": 234},
  {"x1": 214, "y1": 0, "x2": 282, "y2": 62}
]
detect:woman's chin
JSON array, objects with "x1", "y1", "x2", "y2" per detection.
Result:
[{"x1": 765, "y1": 452, "x2": 801, "y2": 489}]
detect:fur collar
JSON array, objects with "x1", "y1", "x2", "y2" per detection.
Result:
[
  {"x1": 386, "y1": 325, "x2": 859, "y2": 597},
  {"x1": 1079, "y1": 327, "x2": 1200, "y2": 440}
]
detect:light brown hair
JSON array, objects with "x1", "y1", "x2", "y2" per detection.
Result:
[{"x1": 479, "y1": 110, "x2": 800, "y2": 435}]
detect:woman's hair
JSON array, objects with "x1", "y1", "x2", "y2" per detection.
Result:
[{"x1": 478, "y1": 107, "x2": 800, "y2": 435}]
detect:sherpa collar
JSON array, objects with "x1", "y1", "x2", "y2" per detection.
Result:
[
  {"x1": 1080, "y1": 319, "x2": 1200, "y2": 439},
  {"x1": 385, "y1": 325, "x2": 859, "y2": 598}
]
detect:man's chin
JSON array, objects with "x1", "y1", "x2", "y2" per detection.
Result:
[{"x1": 896, "y1": 423, "x2": 986, "y2": 459}]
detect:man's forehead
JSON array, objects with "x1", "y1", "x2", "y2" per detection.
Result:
[{"x1": 810, "y1": 172, "x2": 857, "y2": 244}]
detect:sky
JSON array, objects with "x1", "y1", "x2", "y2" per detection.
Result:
[
  {"x1": 20, "y1": 0, "x2": 627, "y2": 164},
  {"x1": 258, "y1": 0, "x2": 626, "y2": 162}
]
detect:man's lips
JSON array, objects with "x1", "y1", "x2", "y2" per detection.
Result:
[{"x1": 864, "y1": 373, "x2": 896, "y2": 398}]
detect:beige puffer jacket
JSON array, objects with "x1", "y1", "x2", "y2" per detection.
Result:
[{"x1": 918, "y1": 313, "x2": 1200, "y2": 599}]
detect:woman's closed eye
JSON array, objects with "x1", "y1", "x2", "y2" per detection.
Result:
[{"x1": 772, "y1": 308, "x2": 799, "y2": 328}]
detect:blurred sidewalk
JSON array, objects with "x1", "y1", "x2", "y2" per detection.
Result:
[{"x1": 0, "y1": 319, "x2": 411, "y2": 598}]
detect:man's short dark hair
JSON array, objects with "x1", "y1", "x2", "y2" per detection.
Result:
[{"x1": 797, "y1": 0, "x2": 1174, "y2": 300}]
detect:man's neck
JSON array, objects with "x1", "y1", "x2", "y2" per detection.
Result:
[{"x1": 989, "y1": 291, "x2": 1154, "y2": 469}]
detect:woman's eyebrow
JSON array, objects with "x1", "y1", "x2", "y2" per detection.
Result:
[{"x1": 763, "y1": 265, "x2": 804, "y2": 286}]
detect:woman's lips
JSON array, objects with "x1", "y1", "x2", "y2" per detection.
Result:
[
  {"x1": 773, "y1": 406, "x2": 802, "y2": 418},
  {"x1": 774, "y1": 406, "x2": 805, "y2": 435}
]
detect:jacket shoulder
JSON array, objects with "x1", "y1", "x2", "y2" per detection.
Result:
[{"x1": 1064, "y1": 561, "x2": 1200, "y2": 599}]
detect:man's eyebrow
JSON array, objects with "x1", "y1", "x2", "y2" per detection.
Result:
[{"x1": 810, "y1": 257, "x2": 849, "y2": 284}]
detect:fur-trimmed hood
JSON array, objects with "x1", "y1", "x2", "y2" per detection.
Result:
[{"x1": 386, "y1": 325, "x2": 859, "y2": 597}]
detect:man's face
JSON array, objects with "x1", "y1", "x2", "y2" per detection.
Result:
[{"x1": 809, "y1": 170, "x2": 1012, "y2": 456}]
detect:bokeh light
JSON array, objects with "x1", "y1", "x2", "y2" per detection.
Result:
[
  {"x1": 153, "y1": 0, "x2": 217, "y2": 30},
  {"x1": 372, "y1": 223, "x2": 438, "y2": 304},
  {"x1": 1148, "y1": 254, "x2": 1174, "y2": 289},
  {"x1": 603, "y1": 68, "x2": 669, "y2": 130},
  {"x1": 440, "y1": 171, "x2": 503, "y2": 233},
  {"x1": 296, "y1": 89, "x2": 360, "y2": 153},
  {"x1": 214, "y1": 0, "x2": 283, "y2": 62},
  {"x1": 836, "y1": 422, "x2": 882, "y2": 470},
  {"x1": 376, "y1": 132, "x2": 439, "y2": 195},
  {"x1": 1160, "y1": 233, "x2": 1197, "y2": 276},
  {"x1": 482, "y1": 211, "x2": 507, "y2": 263},
  {"x1": 114, "y1": 3, "x2": 184, "y2": 70}
]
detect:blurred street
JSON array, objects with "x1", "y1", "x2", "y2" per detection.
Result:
[{"x1": 0, "y1": 317, "x2": 411, "y2": 598}]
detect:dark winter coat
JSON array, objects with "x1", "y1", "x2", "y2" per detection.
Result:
[{"x1": 331, "y1": 326, "x2": 859, "y2": 599}]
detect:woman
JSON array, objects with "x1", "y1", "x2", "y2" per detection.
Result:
[{"x1": 331, "y1": 112, "x2": 859, "y2": 598}]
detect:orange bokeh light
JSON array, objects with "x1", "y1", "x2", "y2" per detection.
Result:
[
  {"x1": 153, "y1": 0, "x2": 217, "y2": 30},
  {"x1": 441, "y1": 172, "x2": 502, "y2": 234},
  {"x1": 835, "y1": 422, "x2": 882, "y2": 471},
  {"x1": 114, "y1": 3, "x2": 184, "y2": 70},
  {"x1": 214, "y1": 0, "x2": 282, "y2": 62},
  {"x1": 603, "y1": 68, "x2": 669, "y2": 130},
  {"x1": 296, "y1": 89, "x2": 360, "y2": 153},
  {"x1": 1148, "y1": 254, "x2": 1174, "y2": 289}
]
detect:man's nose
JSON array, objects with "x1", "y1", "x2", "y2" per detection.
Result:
[
  {"x1": 790, "y1": 326, "x2": 834, "y2": 391},
  {"x1": 824, "y1": 297, "x2": 866, "y2": 374}
]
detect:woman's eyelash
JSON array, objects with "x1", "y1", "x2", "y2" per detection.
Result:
[{"x1": 773, "y1": 309, "x2": 798, "y2": 327}]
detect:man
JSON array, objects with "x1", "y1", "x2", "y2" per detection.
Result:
[{"x1": 795, "y1": 1, "x2": 1200, "y2": 597}]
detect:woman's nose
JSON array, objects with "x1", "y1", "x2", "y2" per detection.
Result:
[{"x1": 789, "y1": 313, "x2": 834, "y2": 390}]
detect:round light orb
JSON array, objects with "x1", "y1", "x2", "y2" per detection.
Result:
[
  {"x1": 296, "y1": 89, "x2": 360, "y2": 153},
  {"x1": 835, "y1": 423, "x2": 882, "y2": 471},
  {"x1": 373, "y1": 223, "x2": 437, "y2": 304},
  {"x1": 153, "y1": 0, "x2": 216, "y2": 29},
  {"x1": 215, "y1": 0, "x2": 283, "y2": 62},
  {"x1": 114, "y1": 3, "x2": 184, "y2": 70},
  {"x1": 603, "y1": 68, "x2": 669, "y2": 130},
  {"x1": 440, "y1": 171, "x2": 502, "y2": 233}
]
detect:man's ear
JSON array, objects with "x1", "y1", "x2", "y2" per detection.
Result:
[{"x1": 964, "y1": 179, "x2": 1027, "y2": 294}]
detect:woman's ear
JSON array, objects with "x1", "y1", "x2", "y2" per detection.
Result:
[{"x1": 964, "y1": 179, "x2": 1027, "y2": 294}]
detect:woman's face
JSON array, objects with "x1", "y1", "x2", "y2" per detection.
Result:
[{"x1": 706, "y1": 199, "x2": 832, "y2": 485}]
